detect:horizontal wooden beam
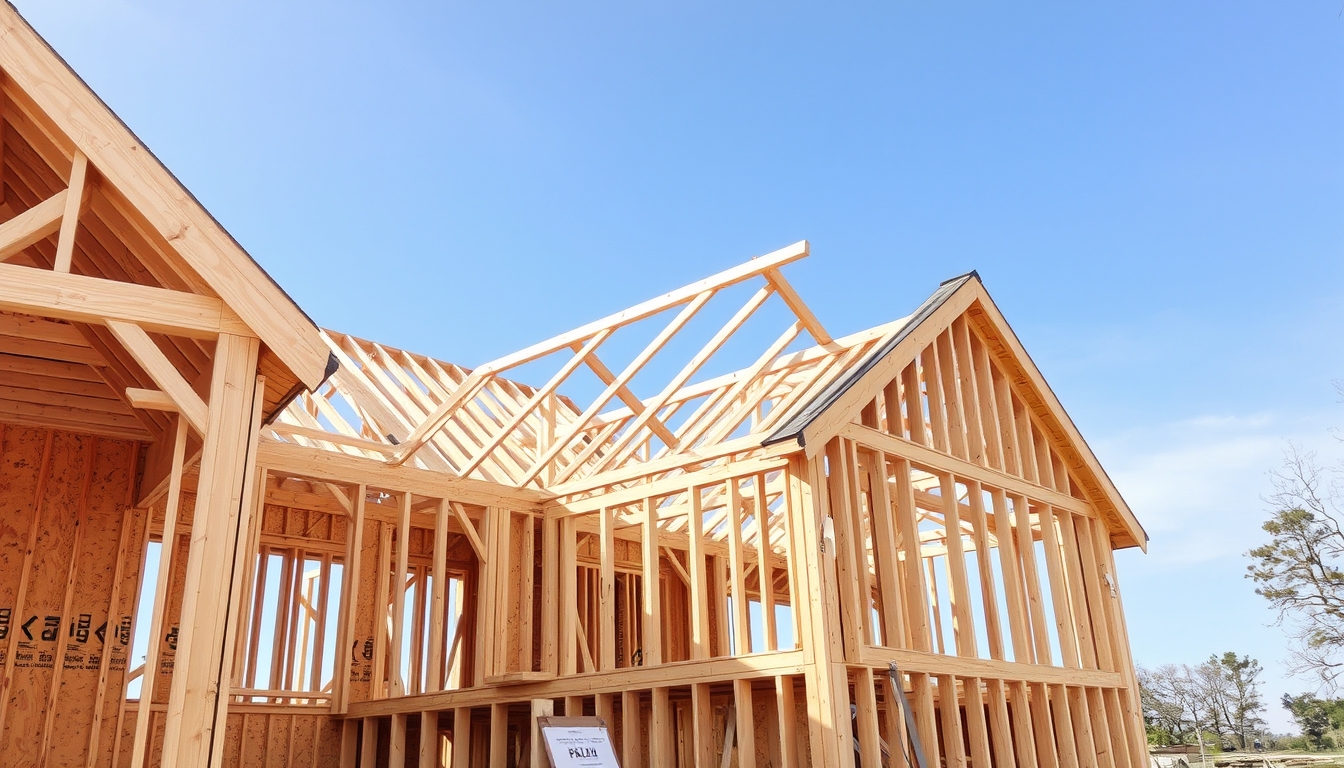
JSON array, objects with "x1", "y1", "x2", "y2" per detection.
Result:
[
  {"x1": 0, "y1": 310, "x2": 88, "y2": 346},
  {"x1": 257, "y1": 439, "x2": 547, "y2": 510},
  {"x1": 0, "y1": 262, "x2": 252, "y2": 339},
  {"x1": 840, "y1": 423, "x2": 1091, "y2": 516},
  {"x1": 346, "y1": 649, "x2": 807, "y2": 717},
  {"x1": 125, "y1": 387, "x2": 176, "y2": 412},
  {"x1": 548, "y1": 448, "x2": 796, "y2": 517},
  {"x1": 0, "y1": 396, "x2": 151, "y2": 441},
  {"x1": 0, "y1": 351, "x2": 102, "y2": 382},
  {"x1": 859, "y1": 646, "x2": 1122, "y2": 688},
  {"x1": 0, "y1": 333, "x2": 101, "y2": 366}
]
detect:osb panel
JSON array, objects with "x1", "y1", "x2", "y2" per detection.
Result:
[
  {"x1": 92, "y1": 504, "x2": 150, "y2": 768},
  {"x1": 217, "y1": 710, "x2": 340, "y2": 768},
  {"x1": 50, "y1": 437, "x2": 142, "y2": 766},
  {"x1": 347, "y1": 520, "x2": 381, "y2": 704},
  {"x1": 0, "y1": 422, "x2": 141, "y2": 768}
]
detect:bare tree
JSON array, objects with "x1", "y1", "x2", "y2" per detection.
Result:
[
  {"x1": 1140, "y1": 656, "x2": 1266, "y2": 749},
  {"x1": 1246, "y1": 441, "x2": 1344, "y2": 691},
  {"x1": 1200, "y1": 653, "x2": 1266, "y2": 749},
  {"x1": 1140, "y1": 664, "x2": 1195, "y2": 744}
]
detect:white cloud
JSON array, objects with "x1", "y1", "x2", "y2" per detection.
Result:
[{"x1": 1097, "y1": 410, "x2": 1339, "y2": 566}]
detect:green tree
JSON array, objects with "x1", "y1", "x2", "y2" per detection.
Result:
[{"x1": 1282, "y1": 693, "x2": 1338, "y2": 750}]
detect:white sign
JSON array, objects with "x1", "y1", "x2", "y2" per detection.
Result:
[{"x1": 540, "y1": 723, "x2": 620, "y2": 768}]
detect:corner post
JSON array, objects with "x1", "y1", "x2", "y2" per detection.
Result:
[{"x1": 160, "y1": 333, "x2": 261, "y2": 768}]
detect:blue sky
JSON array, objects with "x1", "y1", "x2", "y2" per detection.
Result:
[{"x1": 22, "y1": 0, "x2": 1344, "y2": 732}]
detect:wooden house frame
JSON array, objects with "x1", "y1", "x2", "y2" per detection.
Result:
[{"x1": 0, "y1": 5, "x2": 1149, "y2": 767}]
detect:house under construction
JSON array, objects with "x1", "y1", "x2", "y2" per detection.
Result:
[{"x1": 0, "y1": 5, "x2": 1149, "y2": 768}]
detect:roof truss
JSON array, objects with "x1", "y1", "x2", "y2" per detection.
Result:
[{"x1": 268, "y1": 241, "x2": 917, "y2": 496}]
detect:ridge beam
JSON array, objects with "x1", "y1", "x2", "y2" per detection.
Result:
[{"x1": 478, "y1": 240, "x2": 809, "y2": 374}]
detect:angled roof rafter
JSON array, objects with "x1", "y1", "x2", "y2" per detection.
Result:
[{"x1": 0, "y1": 4, "x2": 330, "y2": 389}]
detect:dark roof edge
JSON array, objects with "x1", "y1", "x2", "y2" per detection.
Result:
[{"x1": 762, "y1": 271, "x2": 981, "y2": 449}]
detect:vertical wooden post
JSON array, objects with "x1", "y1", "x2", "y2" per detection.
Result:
[
  {"x1": 963, "y1": 677, "x2": 993, "y2": 768},
  {"x1": 335, "y1": 486, "x2": 366, "y2": 713},
  {"x1": 652, "y1": 687, "x2": 674, "y2": 768},
  {"x1": 1038, "y1": 505, "x2": 1080, "y2": 668},
  {"x1": 1014, "y1": 494, "x2": 1052, "y2": 665},
  {"x1": 726, "y1": 480, "x2": 751, "y2": 655},
  {"x1": 419, "y1": 710, "x2": 440, "y2": 763},
  {"x1": 965, "y1": 481, "x2": 1004, "y2": 660},
  {"x1": 130, "y1": 418, "x2": 188, "y2": 768},
  {"x1": 791, "y1": 455, "x2": 855, "y2": 768},
  {"x1": 1028, "y1": 683, "x2": 1060, "y2": 768},
  {"x1": 389, "y1": 492, "x2": 413, "y2": 696},
  {"x1": 936, "y1": 675, "x2": 967, "y2": 768},
  {"x1": 1051, "y1": 684, "x2": 1081, "y2": 768},
  {"x1": 531, "y1": 699, "x2": 554, "y2": 768},
  {"x1": 374, "y1": 524, "x2": 393, "y2": 696},
  {"x1": 540, "y1": 514, "x2": 559, "y2": 675},
  {"x1": 733, "y1": 679, "x2": 757, "y2": 768},
  {"x1": 558, "y1": 516, "x2": 577, "y2": 676},
  {"x1": 489, "y1": 703, "x2": 508, "y2": 768},
  {"x1": 160, "y1": 332, "x2": 261, "y2": 768},
  {"x1": 1007, "y1": 681, "x2": 1039, "y2": 768},
  {"x1": 753, "y1": 473, "x2": 778, "y2": 652},
  {"x1": 985, "y1": 677, "x2": 1017, "y2": 768},
  {"x1": 824, "y1": 439, "x2": 866, "y2": 658},
  {"x1": 910, "y1": 673, "x2": 941, "y2": 768},
  {"x1": 865, "y1": 451, "x2": 904, "y2": 649},
  {"x1": 210, "y1": 372, "x2": 267, "y2": 765},
  {"x1": 599, "y1": 507, "x2": 616, "y2": 670},
  {"x1": 990, "y1": 488, "x2": 1031, "y2": 664},
  {"x1": 641, "y1": 498, "x2": 663, "y2": 667},
  {"x1": 389, "y1": 712, "x2": 408, "y2": 768},
  {"x1": 428, "y1": 500, "x2": 451, "y2": 691},
  {"x1": 938, "y1": 473, "x2": 977, "y2": 658},
  {"x1": 339, "y1": 719, "x2": 359, "y2": 768},
  {"x1": 853, "y1": 670, "x2": 881, "y2": 768},
  {"x1": 620, "y1": 691, "x2": 641, "y2": 768},
  {"x1": 361, "y1": 717, "x2": 378, "y2": 767},
  {"x1": 692, "y1": 683, "x2": 716, "y2": 767},
  {"x1": 451, "y1": 707, "x2": 473, "y2": 768},
  {"x1": 775, "y1": 676, "x2": 797, "y2": 768},
  {"x1": 1057, "y1": 511, "x2": 1098, "y2": 669},
  {"x1": 891, "y1": 457, "x2": 930, "y2": 652},
  {"x1": 688, "y1": 485, "x2": 710, "y2": 661}
]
